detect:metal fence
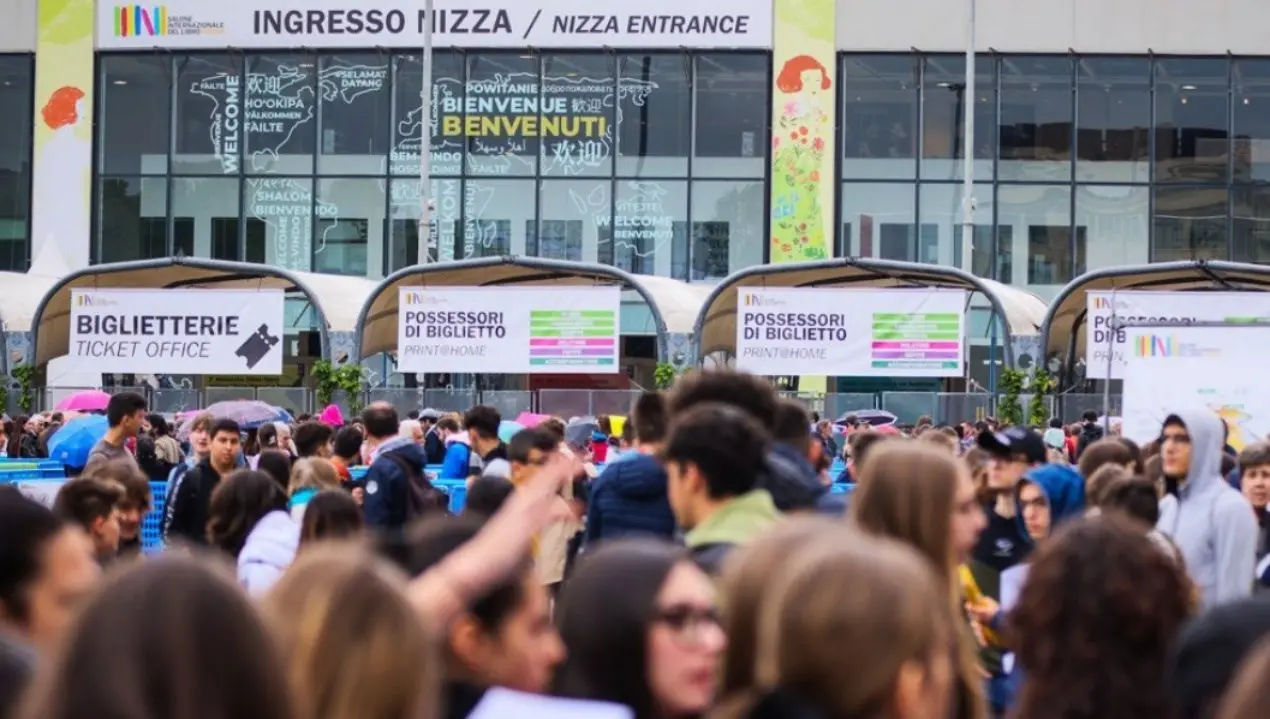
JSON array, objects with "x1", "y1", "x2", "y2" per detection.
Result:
[{"x1": 30, "y1": 386, "x2": 1124, "y2": 426}]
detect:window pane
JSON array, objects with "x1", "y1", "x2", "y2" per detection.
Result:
[
  {"x1": 617, "y1": 55, "x2": 690, "y2": 177},
  {"x1": 98, "y1": 177, "x2": 168, "y2": 263},
  {"x1": 610, "y1": 180, "x2": 687, "y2": 276},
  {"x1": 998, "y1": 57, "x2": 1072, "y2": 181},
  {"x1": 388, "y1": 178, "x2": 462, "y2": 270},
  {"x1": 462, "y1": 179, "x2": 534, "y2": 257},
  {"x1": 244, "y1": 177, "x2": 314, "y2": 270},
  {"x1": 1153, "y1": 186, "x2": 1228, "y2": 261},
  {"x1": 537, "y1": 180, "x2": 610, "y2": 262},
  {"x1": 840, "y1": 182, "x2": 914, "y2": 260},
  {"x1": 99, "y1": 56, "x2": 169, "y2": 175},
  {"x1": 694, "y1": 55, "x2": 767, "y2": 178},
  {"x1": 997, "y1": 185, "x2": 1074, "y2": 288},
  {"x1": 1075, "y1": 185, "x2": 1149, "y2": 270},
  {"x1": 1234, "y1": 60, "x2": 1270, "y2": 183},
  {"x1": 841, "y1": 55, "x2": 918, "y2": 180},
  {"x1": 392, "y1": 52, "x2": 463, "y2": 177},
  {"x1": 916, "y1": 183, "x2": 994, "y2": 277},
  {"x1": 464, "y1": 54, "x2": 538, "y2": 177},
  {"x1": 1233, "y1": 187, "x2": 1270, "y2": 263},
  {"x1": 921, "y1": 55, "x2": 995, "y2": 181},
  {"x1": 314, "y1": 178, "x2": 382, "y2": 277},
  {"x1": 245, "y1": 55, "x2": 317, "y2": 175},
  {"x1": 1155, "y1": 58, "x2": 1229, "y2": 183},
  {"x1": 691, "y1": 180, "x2": 764, "y2": 279},
  {"x1": 540, "y1": 55, "x2": 613, "y2": 177},
  {"x1": 174, "y1": 56, "x2": 242, "y2": 175},
  {"x1": 170, "y1": 177, "x2": 241, "y2": 261},
  {"x1": 317, "y1": 55, "x2": 389, "y2": 175},
  {"x1": 1076, "y1": 57, "x2": 1150, "y2": 182},
  {"x1": 0, "y1": 56, "x2": 31, "y2": 269}
]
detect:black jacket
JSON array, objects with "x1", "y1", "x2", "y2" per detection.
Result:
[
  {"x1": 423, "y1": 428, "x2": 447, "y2": 465},
  {"x1": 164, "y1": 458, "x2": 225, "y2": 545},
  {"x1": 442, "y1": 681, "x2": 487, "y2": 719},
  {"x1": 1075, "y1": 421, "x2": 1104, "y2": 458}
]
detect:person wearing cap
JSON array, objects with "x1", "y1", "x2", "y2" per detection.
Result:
[
  {"x1": 971, "y1": 427, "x2": 1049, "y2": 596},
  {"x1": 419, "y1": 408, "x2": 446, "y2": 465}
]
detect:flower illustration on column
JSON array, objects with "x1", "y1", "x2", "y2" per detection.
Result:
[{"x1": 771, "y1": 55, "x2": 831, "y2": 263}]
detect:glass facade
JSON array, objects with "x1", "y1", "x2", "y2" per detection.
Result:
[
  {"x1": 0, "y1": 55, "x2": 33, "y2": 271},
  {"x1": 94, "y1": 51, "x2": 771, "y2": 279},
  {"x1": 839, "y1": 53, "x2": 1270, "y2": 297}
]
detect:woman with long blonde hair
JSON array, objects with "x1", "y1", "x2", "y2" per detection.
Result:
[
  {"x1": 262, "y1": 544, "x2": 438, "y2": 719},
  {"x1": 849, "y1": 441, "x2": 989, "y2": 719},
  {"x1": 712, "y1": 531, "x2": 959, "y2": 719}
]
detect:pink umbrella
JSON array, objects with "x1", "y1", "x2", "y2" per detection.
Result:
[
  {"x1": 55, "y1": 390, "x2": 112, "y2": 412},
  {"x1": 515, "y1": 412, "x2": 551, "y2": 427}
]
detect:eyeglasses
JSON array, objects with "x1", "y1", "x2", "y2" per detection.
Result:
[{"x1": 652, "y1": 604, "x2": 722, "y2": 645}]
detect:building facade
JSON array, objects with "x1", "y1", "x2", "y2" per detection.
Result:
[{"x1": 1, "y1": 0, "x2": 1269, "y2": 302}]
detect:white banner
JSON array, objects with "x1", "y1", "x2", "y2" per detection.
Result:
[
  {"x1": 1121, "y1": 324, "x2": 1270, "y2": 452},
  {"x1": 734, "y1": 288, "x2": 967, "y2": 378},
  {"x1": 98, "y1": 0, "x2": 772, "y2": 50},
  {"x1": 69, "y1": 289, "x2": 285, "y2": 375},
  {"x1": 397, "y1": 286, "x2": 621, "y2": 374},
  {"x1": 1085, "y1": 291, "x2": 1270, "y2": 379}
]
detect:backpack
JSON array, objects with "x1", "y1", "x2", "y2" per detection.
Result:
[{"x1": 382, "y1": 453, "x2": 450, "y2": 521}]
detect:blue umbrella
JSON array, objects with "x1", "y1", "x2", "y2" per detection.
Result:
[
  {"x1": 47, "y1": 415, "x2": 109, "y2": 469},
  {"x1": 498, "y1": 420, "x2": 525, "y2": 443}
]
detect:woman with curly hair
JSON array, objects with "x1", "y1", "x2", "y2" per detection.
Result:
[{"x1": 1009, "y1": 515, "x2": 1193, "y2": 719}]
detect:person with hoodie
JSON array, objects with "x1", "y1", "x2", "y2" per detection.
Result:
[
  {"x1": 360, "y1": 402, "x2": 430, "y2": 533},
  {"x1": 586, "y1": 392, "x2": 677, "y2": 544},
  {"x1": 205, "y1": 469, "x2": 298, "y2": 597},
  {"x1": 970, "y1": 461, "x2": 1085, "y2": 714},
  {"x1": 1157, "y1": 409, "x2": 1259, "y2": 607},
  {"x1": 435, "y1": 417, "x2": 471, "y2": 479},
  {"x1": 664, "y1": 402, "x2": 781, "y2": 576},
  {"x1": 767, "y1": 399, "x2": 846, "y2": 514},
  {"x1": 1075, "y1": 410, "x2": 1104, "y2": 459}
]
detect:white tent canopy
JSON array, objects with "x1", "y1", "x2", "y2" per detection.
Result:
[
  {"x1": 30, "y1": 258, "x2": 358, "y2": 367},
  {"x1": 693, "y1": 258, "x2": 1048, "y2": 361},
  {"x1": 355, "y1": 256, "x2": 709, "y2": 362}
]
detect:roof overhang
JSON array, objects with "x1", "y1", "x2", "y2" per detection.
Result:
[
  {"x1": 31, "y1": 258, "x2": 339, "y2": 368},
  {"x1": 355, "y1": 256, "x2": 680, "y2": 362},
  {"x1": 693, "y1": 258, "x2": 1048, "y2": 364},
  {"x1": 1040, "y1": 260, "x2": 1270, "y2": 373}
]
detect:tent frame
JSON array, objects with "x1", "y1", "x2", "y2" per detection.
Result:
[
  {"x1": 354, "y1": 256, "x2": 672, "y2": 362},
  {"x1": 29, "y1": 257, "x2": 335, "y2": 368},
  {"x1": 691, "y1": 257, "x2": 1021, "y2": 367}
]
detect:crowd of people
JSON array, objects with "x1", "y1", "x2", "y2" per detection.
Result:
[{"x1": 4, "y1": 373, "x2": 1270, "y2": 718}]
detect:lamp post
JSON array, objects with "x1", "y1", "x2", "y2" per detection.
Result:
[
  {"x1": 417, "y1": 0, "x2": 435, "y2": 264},
  {"x1": 959, "y1": 0, "x2": 977, "y2": 274}
]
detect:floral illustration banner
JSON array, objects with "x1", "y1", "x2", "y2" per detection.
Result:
[
  {"x1": 769, "y1": 0, "x2": 836, "y2": 263},
  {"x1": 32, "y1": 0, "x2": 94, "y2": 274}
]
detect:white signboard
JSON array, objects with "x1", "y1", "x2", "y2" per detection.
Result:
[
  {"x1": 1121, "y1": 325, "x2": 1270, "y2": 452},
  {"x1": 734, "y1": 288, "x2": 968, "y2": 378},
  {"x1": 98, "y1": 0, "x2": 772, "y2": 50},
  {"x1": 1085, "y1": 290, "x2": 1270, "y2": 380},
  {"x1": 397, "y1": 286, "x2": 621, "y2": 374},
  {"x1": 69, "y1": 289, "x2": 285, "y2": 375}
]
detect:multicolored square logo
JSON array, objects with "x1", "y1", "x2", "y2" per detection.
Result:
[{"x1": 113, "y1": 6, "x2": 168, "y2": 37}]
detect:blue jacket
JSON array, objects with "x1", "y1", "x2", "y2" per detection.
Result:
[
  {"x1": 439, "y1": 442, "x2": 471, "y2": 480},
  {"x1": 585, "y1": 453, "x2": 677, "y2": 544},
  {"x1": 362, "y1": 437, "x2": 428, "y2": 531},
  {"x1": 1158, "y1": 409, "x2": 1259, "y2": 607}
]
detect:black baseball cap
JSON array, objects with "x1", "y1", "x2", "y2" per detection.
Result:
[{"x1": 976, "y1": 427, "x2": 1047, "y2": 464}]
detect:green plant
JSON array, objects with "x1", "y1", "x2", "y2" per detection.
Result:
[
  {"x1": 311, "y1": 360, "x2": 367, "y2": 412},
  {"x1": 11, "y1": 363, "x2": 36, "y2": 414},
  {"x1": 1026, "y1": 367, "x2": 1056, "y2": 428},
  {"x1": 996, "y1": 367, "x2": 1026, "y2": 427},
  {"x1": 653, "y1": 361, "x2": 678, "y2": 390}
]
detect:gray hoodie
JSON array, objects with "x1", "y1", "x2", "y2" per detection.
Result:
[{"x1": 1156, "y1": 409, "x2": 1259, "y2": 607}]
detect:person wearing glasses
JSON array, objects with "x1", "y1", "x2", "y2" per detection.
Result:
[{"x1": 1156, "y1": 410, "x2": 1259, "y2": 608}]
